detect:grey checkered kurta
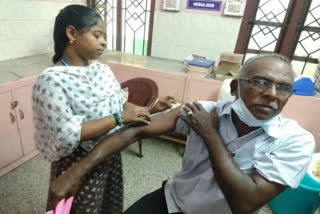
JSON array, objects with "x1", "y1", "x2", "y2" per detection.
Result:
[{"x1": 32, "y1": 62, "x2": 126, "y2": 213}]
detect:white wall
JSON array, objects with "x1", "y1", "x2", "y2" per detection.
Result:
[
  {"x1": 0, "y1": 0, "x2": 85, "y2": 61},
  {"x1": 0, "y1": 0, "x2": 243, "y2": 64},
  {"x1": 151, "y1": 11, "x2": 242, "y2": 62},
  {"x1": 151, "y1": 0, "x2": 245, "y2": 63}
]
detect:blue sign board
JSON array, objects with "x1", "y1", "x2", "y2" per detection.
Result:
[{"x1": 187, "y1": 0, "x2": 222, "y2": 11}]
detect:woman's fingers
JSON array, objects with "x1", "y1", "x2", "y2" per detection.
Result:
[
  {"x1": 123, "y1": 105, "x2": 151, "y2": 124},
  {"x1": 137, "y1": 108, "x2": 151, "y2": 121},
  {"x1": 136, "y1": 117, "x2": 151, "y2": 125},
  {"x1": 137, "y1": 114, "x2": 151, "y2": 123},
  {"x1": 165, "y1": 96, "x2": 176, "y2": 104}
]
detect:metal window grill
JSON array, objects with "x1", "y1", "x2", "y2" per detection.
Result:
[
  {"x1": 244, "y1": 0, "x2": 293, "y2": 59},
  {"x1": 291, "y1": 0, "x2": 320, "y2": 75},
  {"x1": 242, "y1": 0, "x2": 320, "y2": 75},
  {"x1": 89, "y1": 0, "x2": 154, "y2": 56}
]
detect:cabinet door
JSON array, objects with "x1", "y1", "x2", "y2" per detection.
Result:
[
  {"x1": 11, "y1": 84, "x2": 36, "y2": 155},
  {"x1": 0, "y1": 92, "x2": 23, "y2": 168}
]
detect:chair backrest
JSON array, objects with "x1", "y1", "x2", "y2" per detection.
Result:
[{"x1": 120, "y1": 77, "x2": 159, "y2": 107}]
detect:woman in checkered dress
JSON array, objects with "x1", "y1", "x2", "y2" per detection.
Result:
[{"x1": 32, "y1": 5, "x2": 156, "y2": 214}]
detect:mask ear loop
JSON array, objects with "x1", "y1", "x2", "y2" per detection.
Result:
[{"x1": 237, "y1": 79, "x2": 241, "y2": 99}]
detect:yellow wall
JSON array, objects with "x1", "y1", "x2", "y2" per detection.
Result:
[{"x1": 0, "y1": 0, "x2": 86, "y2": 61}]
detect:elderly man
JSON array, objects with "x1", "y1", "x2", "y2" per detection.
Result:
[
  {"x1": 51, "y1": 54, "x2": 314, "y2": 214},
  {"x1": 121, "y1": 54, "x2": 314, "y2": 214}
]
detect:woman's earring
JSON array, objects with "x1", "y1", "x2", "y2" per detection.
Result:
[{"x1": 69, "y1": 40, "x2": 74, "y2": 44}]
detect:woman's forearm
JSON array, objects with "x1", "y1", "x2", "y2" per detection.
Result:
[{"x1": 80, "y1": 115, "x2": 117, "y2": 141}]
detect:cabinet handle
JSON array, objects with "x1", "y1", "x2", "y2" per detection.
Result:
[
  {"x1": 9, "y1": 112, "x2": 15, "y2": 123},
  {"x1": 19, "y1": 109, "x2": 25, "y2": 120},
  {"x1": 10, "y1": 100, "x2": 18, "y2": 110}
]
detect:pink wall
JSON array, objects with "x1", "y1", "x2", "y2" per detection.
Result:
[
  {"x1": 156, "y1": 0, "x2": 246, "y2": 16},
  {"x1": 106, "y1": 62, "x2": 187, "y2": 102},
  {"x1": 282, "y1": 95, "x2": 320, "y2": 152}
]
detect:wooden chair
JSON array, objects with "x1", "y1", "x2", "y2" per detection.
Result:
[{"x1": 120, "y1": 77, "x2": 159, "y2": 157}]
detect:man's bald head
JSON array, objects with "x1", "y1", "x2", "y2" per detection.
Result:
[{"x1": 238, "y1": 54, "x2": 295, "y2": 80}]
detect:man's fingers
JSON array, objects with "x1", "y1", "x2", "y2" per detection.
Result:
[
  {"x1": 193, "y1": 102, "x2": 205, "y2": 111},
  {"x1": 210, "y1": 107, "x2": 218, "y2": 118},
  {"x1": 184, "y1": 102, "x2": 198, "y2": 114},
  {"x1": 183, "y1": 105, "x2": 193, "y2": 115},
  {"x1": 179, "y1": 113, "x2": 190, "y2": 123}
]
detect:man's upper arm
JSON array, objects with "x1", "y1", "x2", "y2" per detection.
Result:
[
  {"x1": 249, "y1": 170, "x2": 286, "y2": 207},
  {"x1": 248, "y1": 125, "x2": 315, "y2": 209}
]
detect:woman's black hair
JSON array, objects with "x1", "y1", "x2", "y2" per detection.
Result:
[{"x1": 52, "y1": 5, "x2": 102, "y2": 63}]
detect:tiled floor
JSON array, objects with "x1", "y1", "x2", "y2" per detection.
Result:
[{"x1": 0, "y1": 138, "x2": 275, "y2": 214}]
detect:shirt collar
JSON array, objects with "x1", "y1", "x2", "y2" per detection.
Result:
[{"x1": 218, "y1": 102, "x2": 283, "y2": 139}]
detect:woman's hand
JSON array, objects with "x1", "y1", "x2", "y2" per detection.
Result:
[
  {"x1": 149, "y1": 96, "x2": 177, "y2": 114},
  {"x1": 180, "y1": 102, "x2": 219, "y2": 141},
  {"x1": 122, "y1": 103, "x2": 151, "y2": 125},
  {"x1": 48, "y1": 167, "x2": 82, "y2": 210}
]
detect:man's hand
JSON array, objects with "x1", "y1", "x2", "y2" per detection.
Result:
[
  {"x1": 149, "y1": 96, "x2": 176, "y2": 114},
  {"x1": 180, "y1": 102, "x2": 219, "y2": 141},
  {"x1": 48, "y1": 168, "x2": 82, "y2": 210}
]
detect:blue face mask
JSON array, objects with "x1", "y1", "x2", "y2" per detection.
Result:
[{"x1": 231, "y1": 80, "x2": 277, "y2": 127}]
